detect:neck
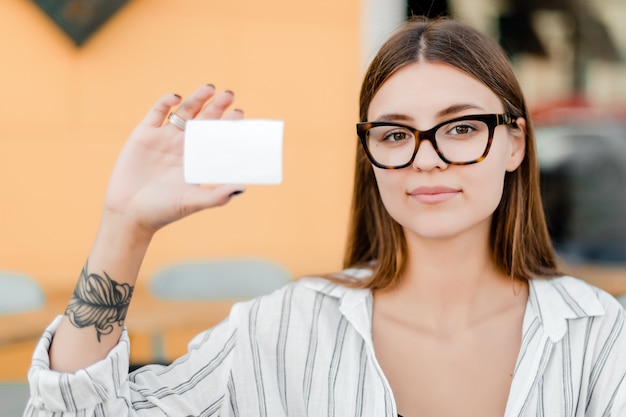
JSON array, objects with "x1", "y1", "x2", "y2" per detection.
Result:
[
  {"x1": 374, "y1": 227, "x2": 526, "y2": 331},
  {"x1": 404, "y1": 229, "x2": 497, "y2": 293}
]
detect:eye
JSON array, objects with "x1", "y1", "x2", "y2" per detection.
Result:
[
  {"x1": 385, "y1": 130, "x2": 409, "y2": 142},
  {"x1": 378, "y1": 127, "x2": 414, "y2": 144},
  {"x1": 448, "y1": 124, "x2": 475, "y2": 135}
]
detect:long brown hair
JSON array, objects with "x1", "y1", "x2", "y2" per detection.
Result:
[{"x1": 342, "y1": 17, "x2": 560, "y2": 289}]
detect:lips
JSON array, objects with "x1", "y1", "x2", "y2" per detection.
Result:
[{"x1": 408, "y1": 186, "x2": 461, "y2": 204}]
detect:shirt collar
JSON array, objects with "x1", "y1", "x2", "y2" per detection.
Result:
[
  {"x1": 300, "y1": 269, "x2": 374, "y2": 343},
  {"x1": 528, "y1": 276, "x2": 606, "y2": 342},
  {"x1": 301, "y1": 272, "x2": 607, "y2": 343}
]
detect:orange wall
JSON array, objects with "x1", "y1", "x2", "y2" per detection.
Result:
[{"x1": 0, "y1": 0, "x2": 361, "y2": 292}]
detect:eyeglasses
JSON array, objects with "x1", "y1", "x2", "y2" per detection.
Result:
[{"x1": 356, "y1": 113, "x2": 516, "y2": 169}]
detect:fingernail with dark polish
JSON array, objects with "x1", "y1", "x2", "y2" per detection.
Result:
[
  {"x1": 224, "y1": 90, "x2": 234, "y2": 96},
  {"x1": 206, "y1": 84, "x2": 215, "y2": 89},
  {"x1": 174, "y1": 93, "x2": 182, "y2": 99},
  {"x1": 229, "y1": 190, "x2": 244, "y2": 198},
  {"x1": 234, "y1": 108, "x2": 244, "y2": 113}
]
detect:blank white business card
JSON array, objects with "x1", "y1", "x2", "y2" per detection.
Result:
[{"x1": 184, "y1": 119, "x2": 284, "y2": 184}]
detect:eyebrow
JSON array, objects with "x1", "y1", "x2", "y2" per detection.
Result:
[
  {"x1": 436, "y1": 103, "x2": 486, "y2": 118},
  {"x1": 373, "y1": 103, "x2": 487, "y2": 123}
]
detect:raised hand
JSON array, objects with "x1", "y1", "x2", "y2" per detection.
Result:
[{"x1": 103, "y1": 84, "x2": 246, "y2": 235}]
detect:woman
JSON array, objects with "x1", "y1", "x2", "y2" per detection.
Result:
[{"x1": 26, "y1": 17, "x2": 625, "y2": 417}]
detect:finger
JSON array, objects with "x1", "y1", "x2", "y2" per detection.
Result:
[
  {"x1": 174, "y1": 84, "x2": 217, "y2": 120},
  {"x1": 183, "y1": 184, "x2": 246, "y2": 214},
  {"x1": 221, "y1": 108, "x2": 245, "y2": 121},
  {"x1": 196, "y1": 90, "x2": 236, "y2": 120},
  {"x1": 141, "y1": 93, "x2": 182, "y2": 127}
]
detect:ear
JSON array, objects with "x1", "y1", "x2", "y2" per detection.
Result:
[{"x1": 505, "y1": 117, "x2": 526, "y2": 172}]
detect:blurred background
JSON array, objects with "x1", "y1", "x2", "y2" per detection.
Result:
[{"x1": 0, "y1": 0, "x2": 625, "y2": 413}]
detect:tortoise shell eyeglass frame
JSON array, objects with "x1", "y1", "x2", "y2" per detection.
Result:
[{"x1": 356, "y1": 113, "x2": 517, "y2": 169}]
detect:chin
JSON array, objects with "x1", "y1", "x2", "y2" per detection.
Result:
[
  {"x1": 404, "y1": 226, "x2": 466, "y2": 241},
  {"x1": 399, "y1": 214, "x2": 493, "y2": 242}
]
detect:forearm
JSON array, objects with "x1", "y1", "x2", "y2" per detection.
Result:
[{"x1": 50, "y1": 213, "x2": 153, "y2": 373}]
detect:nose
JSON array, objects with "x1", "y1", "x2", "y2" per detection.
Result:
[{"x1": 411, "y1": 138, "x2": 448, "y2": 171}]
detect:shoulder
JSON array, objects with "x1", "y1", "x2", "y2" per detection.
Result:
[
  {"x1": 219, "y1": 270, "x2": 373, "y2": 352},
  {"x1": 530, "y1": 275, "x2": 623, "y2": 318},
  {"x1": 529, "y1": 275, "x2": 625, "y2": 344},
  {"x1": 534, "y1": 277, "x2": 626, "y2": 414},
  {"x1": 229, "y1": 267, "x2": 373, "y2": 320}
]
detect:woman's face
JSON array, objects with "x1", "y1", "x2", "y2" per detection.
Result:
[{"x1": 367, "y1": 61, "x2": 526, "y2": 242}]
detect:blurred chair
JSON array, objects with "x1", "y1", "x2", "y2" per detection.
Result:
[
  {"x1": 150, "y1": 258, "x2": 291, "y2": 300},
  {"x1": 0, "y1": 272, "x2": 45, "y2": 417},
  {"x1": 142, "y1": 258, "x2": 291, "y2": 363},
  {"x1": 0, "y1": 272, "x2": 45, "y2": 315},
  {"x1": 0, "y1": 382, "x2": 31, "y2": 417}
]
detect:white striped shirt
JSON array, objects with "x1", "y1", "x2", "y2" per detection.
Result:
[{"x1": 25, "y1": 274, "x2": 626, "y2": 416}]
